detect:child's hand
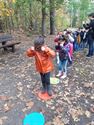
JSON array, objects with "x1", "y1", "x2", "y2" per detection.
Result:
[
  {"x1": 41, "y1": 46, "x2": 45, "y2": 51},
  {"x1": 31, "y1": 46, "x2": 34, "y2": 50}
]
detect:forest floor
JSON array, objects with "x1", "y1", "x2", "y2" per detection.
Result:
[{"x1": 0, "y1": 31, "x2": 94, "y2": 125}]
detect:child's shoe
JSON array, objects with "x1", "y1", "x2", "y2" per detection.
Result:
[
  {"x1": 56, "y1": 71, "x2": 62, "y2": 77},
  {"x1": 60, "y1": 72, "x2": 67, "y2": 79}
]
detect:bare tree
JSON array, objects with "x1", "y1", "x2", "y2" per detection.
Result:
[{"x1": 49, "y1": 0, "x2": 55, "y2": 34}]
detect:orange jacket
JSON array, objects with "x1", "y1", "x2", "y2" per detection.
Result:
[{"x1": 26, "y1": 46, "x2": 55, "y2": 73}]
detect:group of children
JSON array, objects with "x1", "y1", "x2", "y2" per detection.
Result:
[{"x1": 26, "y1": 33, "x2": 73, "y2": 96}]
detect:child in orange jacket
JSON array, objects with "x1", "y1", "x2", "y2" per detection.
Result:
[{"x1": 26, "y1": 36, "x2": 55, "y2": 96}]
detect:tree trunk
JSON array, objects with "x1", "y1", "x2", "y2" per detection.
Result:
[
  {"x1": 72, "y1": 9, "x2": 77, "y2": 27},
  {"x1": 34, "y1": 19, "x2": 38, "y2": 31},
  {"x1": 0, "y1": 19, "x2": 3, "y2": 33},
  {"x1": 14, "y1": 11, "x2": 19, "y2": 28},
  {"x1": 29, "y1": 2, "x2": 34, "y2": 30},
  {"x1": 72, "y1": 15, "x2": 77, "y2": 27},
  {"x1": 49, "y1": 0, "x2": 55, "y2": 35},
  {"x1": 41, "y1": 0, "x2": 46, "y2": 36},
  {"x1": 6, "y1": 0, "x2": 14, "y2": 31}
]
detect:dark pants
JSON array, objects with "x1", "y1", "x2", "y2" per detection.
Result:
[
  {"x1": 40, "y1": 72, "x2": 50, "y2": 88},
  {"x1": 87, "y1": 36, "x2": 94, "y2": 56},
  {"x1": 82, "y1": 40, "x2": 88, "y2": 49}
]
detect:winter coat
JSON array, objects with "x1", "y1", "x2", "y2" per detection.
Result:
[
  {"x1": 59, "y1": 43, "x2": 72, "y2": 62},
  {"x1": 84, "y1": 19, "x2": 94, "y2": 39},
  {"x1": 88, "y1": 19, "x2": 94, "y2": 39},
  {"x1": 68, "y1": 42, "x2": 73, "y2": 57},
  {"x1": 59, "y1": 45, "x2": 69, "y2": 61},
  {"x1": 26, "y1": 46, "x2": 55, "y2": 73}
]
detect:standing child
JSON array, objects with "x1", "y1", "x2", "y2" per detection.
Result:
[
  {"x1": 56, "y1": 36, "x2": 70, "y2": 79},
  {"x1": 26, "y1": 36, "x2": 55, "y2": 96}
]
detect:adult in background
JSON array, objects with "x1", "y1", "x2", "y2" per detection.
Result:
[{"x1": 83, "y1": 13, "x2": 94, "y2": 57}]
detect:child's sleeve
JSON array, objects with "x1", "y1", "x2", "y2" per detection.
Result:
[
  {"x1": 45, "y1": 47, "x2": 55, "y2": 58},
  {"x1": 26, "y1": 48, "x2": 35, "y2": 57}
]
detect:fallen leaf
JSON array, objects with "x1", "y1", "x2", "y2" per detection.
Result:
[
  {"x1": 17, "y1": 86, "x2": 23, "y2": 91},
  {"x1": 53, "y1": 117, "x2": 64, "y2": 125},
  {"x1": 27, "y1": 85, "x2": 31, "y2": 89},
  {"x1": 26, "y1": 101, "x2": 34, "y2": 109},
  {"x1": 0, "y1": 96, "x2": 9, "y2": 101},
  {"x1": 79, "y1": 92, "x2": 85, "y2": 96},
  {"x1": 17, "y1": 82, "x2": 22, "y2": 86},
  {"x1": 3, "y1": 103, "x2": 14, "y2": 112},
  {"x1": 0, "y1": 116, "x2": 8, "y2": 125},
  {"x1": 69, "y1": 107, "x2": 84, "y2": 122},
  {"x1": 85, "y1": 111, "x2": 91, "y2": 118},
  {"x1": 22, "y1": 108, "x2": 28, "y2": 112},
  {"x1": 90, "y1": 106, "x2": 94, "y2": 113},
  {"x1": 84, "y1": 83, "x2": 93, "y2": 88}
]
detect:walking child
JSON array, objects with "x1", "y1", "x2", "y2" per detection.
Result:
[{"x1": 26, "y1": 36, "x2": 55, "y2": 96}]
